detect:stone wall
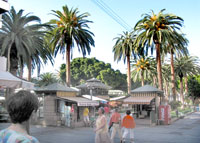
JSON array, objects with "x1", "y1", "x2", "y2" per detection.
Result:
[{"x1": 43, "y1": 95, "x2": 60, "y2": 126}]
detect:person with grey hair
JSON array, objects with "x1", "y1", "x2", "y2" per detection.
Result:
[
  {"x1": 94, "y1": 107, "x2": 111, "y2": 143},
  {"x1": 0, "y1": 90, "x2": 40, "y2": 143}
]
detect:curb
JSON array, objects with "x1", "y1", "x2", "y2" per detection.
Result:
[{"x1": 171, "y1": 111, "x2": 195, "y2": 123}]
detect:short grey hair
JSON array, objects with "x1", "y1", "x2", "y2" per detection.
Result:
[{"x1": 99, "y1": 107, "x2": 105, "y2": 114}]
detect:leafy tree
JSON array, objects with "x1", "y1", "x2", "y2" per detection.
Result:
[
  {"x1": 188, "y1": 76, "x2": 200, "y2": 104},
  {"x1": 97, "y1": 69, "x2": 127, "y2": 91},
  {"x1": 58, "y1": 57, "x2": 128, "y2": 91},
  {"x1": 0, "y1": 6, "x2": 52, "y2": 79},
  {"x1": 134, "y1": 9, "x2": 184, "y2": 90},
  {"x1": 113, "y1": 31, "x2": 137, "y2": 94},
  {"x1": 48, "y1": 5, "x2": 94, "y2": 86}
]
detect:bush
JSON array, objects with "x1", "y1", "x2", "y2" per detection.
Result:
[{"x1": 169, "y1": 101, "x2": 182, "y2": 110}]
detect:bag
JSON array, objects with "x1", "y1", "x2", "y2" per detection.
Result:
[{"x1": 108, "y1": 122, "x2": 113, "y2": 130}]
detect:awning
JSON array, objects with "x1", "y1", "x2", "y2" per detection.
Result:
[
  {"x1": 0, "y1": 71, "x2": 34, "y2": 89},
  {"x1": 123, "y1": 96, "x2": 155, "y2": 105},
  {"x1": 110, "y1": 96, "x2": 126, "y2": 101},
  {"x1": 56, "y1": 96, "x2": 99, "y2": 106},
  {"x1": 82, "y1": 95, "x2": 107, "y2": 102}
]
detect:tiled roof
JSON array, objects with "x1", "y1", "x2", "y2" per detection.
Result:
[
  {"x1": 76, "y1": 78, "x2": 111, "y2": 89},
  {"x1": 123, "y1": 96, "x2": 155, "y2": 104},
  {"x1": 35, "y1": 83, "x2": 77, "y2": 92},
  {"x1": 131, "y1": 85, "x2": 163, "y2": 94}
]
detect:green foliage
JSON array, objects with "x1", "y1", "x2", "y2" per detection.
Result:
[
  {"x1": 37, "y1": 72, "x2": 58, "y2": 87},
  {"x1": 188, "y1": 76, "x2": 200, "y2": 100},
  {"x1": 59, "y1": 57, "x2": 128, "y2": 91},
  {"x1": 0, "y1": 6, "x2": 53, "y2": 73},
  {"x1": 174, "y1": 56, "x2": 200, "y2": 80},
  {"x1": 113, "y1": 31, "x2": 137, "y2": 63},
  {"x1": 47, "y1": 5, "x2": 94, "y2": 85},
  {"x1": 178, "y1": 107, "x2": 193, "y2": 114},
  {"x1": 169, "y1": 101, "x2": 182, "y2": 110}
]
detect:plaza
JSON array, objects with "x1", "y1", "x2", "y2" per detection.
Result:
[{"x1": 1, "y1": 112, "x2": 200, "y2": 143}]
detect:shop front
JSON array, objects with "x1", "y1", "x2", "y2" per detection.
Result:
[
  {"x1": 56, "y1": 96, "x2": 99, "y2": 128},
  {"x1": 123, "y1": 85, "x2": 164, "y2": 126},
  {"x1": 35, "y1": 83, "x2": 99, "y2": 128}
]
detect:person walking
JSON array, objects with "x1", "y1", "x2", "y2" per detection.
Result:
[
  {"x1": 83, "y1": 107, "x2": 90, "y2": 127},
  {"x1": 0, "y1": 90, "x2": 39, "y2": 143},
  {"x1": 104, "y1": 104, "x2": 110, "y2": 123},
  {"x1": 121, "y1": 110, "x2": 136, "y2": 143},
  {"x1": 109, "y1": 108, "x2": 122, "y2": 143},
  {"x1": 95, "y1": 107, "x2": 111, "y2": 143}
]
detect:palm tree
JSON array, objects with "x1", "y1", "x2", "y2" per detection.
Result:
[
  {"x1": 162, "y1": 34, "x2": 188, "y2": 101},
  {"x1": 131, "y1": 56, "x2": 156, "y2": 86},
  {"x1": 48, "y1": 5, "x2": 95, "y2": 86},
  {"x1": 134, "y1": 9, "x2": 184, "y2": 90},
  {"x1": 113, "y1": 31, "x2": 137, "y2": 94},
  {"x1": 0, "y1": 7, "x2": 53, "y2": 79},
  {"x1": 37, "y1": 72, "x2": 58, "y2": 87},
  {"x1": 174, "y1": 56, "x2": 200, "y2": 105},
  {"x1": 162, "y1": 64, "x2": 171, "y2": 101}
]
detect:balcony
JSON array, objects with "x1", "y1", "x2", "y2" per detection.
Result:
[{"x1": 0, "y1": 0, "x2": 9, "y2": 14}]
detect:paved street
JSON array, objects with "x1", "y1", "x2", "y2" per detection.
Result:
[{"x1": 1, "y1": 112, "x2": 200, "y2": 143}]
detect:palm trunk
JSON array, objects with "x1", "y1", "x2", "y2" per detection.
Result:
[
  {"x1": 185, "y1": 77, "x2": 188, "y2": 95},
  {"x1": 170, "y1": 48, "x2": 176, "y2": 101},
  {"x1": 19, "y1": 63, "x2": 24, "y2": 78},
  {"x1": 7, "y1": 44, "x2": 12, "y2": 72},
  {"x1": 127, "y1": 55, "x2": 131, "y2": 94},
  {"x1": 153, "y1": 76, "x2": 157, "y2": 87},
  {"x1": 141, "y1": 70, "x2": 144, "y2": 86},
  {"x1": 156, "y1": 43, "x2": 163, "y2": 90},
  {"x1": 66, "y1": 44, "x2": 71, "y2": 86},
  {"x1": 180, "y1": 77, "x2": 184, "y2": 107},
  {"x1": 27, "y1": 59, "x2": 32, "y2": 134},
  {"x1": 165, "y1": 81, "x2": 169, "y2": 102},
  {"x1": 28, "y1": 59, "x2": 32, "y2": 81}
]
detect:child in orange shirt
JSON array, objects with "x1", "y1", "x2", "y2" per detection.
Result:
[{"x1": 122, "y1": 110, "x2": 136, "y2": 143}]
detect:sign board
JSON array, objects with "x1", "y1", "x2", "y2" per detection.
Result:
[{"x1": 77, "y1": 102, "x2": 99, "y2": 107}]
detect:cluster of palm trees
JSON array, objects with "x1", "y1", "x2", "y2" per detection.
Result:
[
  {"x1": 113, "y1": 9, "x2": 200, "y2": 104},
  {"x1": 0, "y1": 6, "x2": 199, "y2": 105},
  {"x1": 0, "y1": 6, "x2": 94, "y2": 86}
]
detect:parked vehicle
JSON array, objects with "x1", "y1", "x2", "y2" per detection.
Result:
[{"x1": 0, "y1": 105, "x2": 9, "y2": 122}]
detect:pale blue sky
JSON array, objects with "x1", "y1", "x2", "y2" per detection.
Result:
[{"x1": 10, "y1": 0, "x2": 200, "y2": 76}]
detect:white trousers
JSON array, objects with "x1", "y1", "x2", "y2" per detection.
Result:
[
  {"x1": 83, "y1": 116, "x2": 89, "y2": 123},
  {"x1": 122, "y1": 128, "x2": 134, "y2": 140}
]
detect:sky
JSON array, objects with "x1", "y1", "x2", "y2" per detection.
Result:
[{"x1": 9, "y1": 0, "x2": 200, "y2": 77}]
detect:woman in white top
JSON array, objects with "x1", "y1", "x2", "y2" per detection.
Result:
[{"x1": 94, "y1": 107, "x2": 111, "y2": 143}]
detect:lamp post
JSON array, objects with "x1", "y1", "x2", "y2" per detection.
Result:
[{"x1": 90, "y1": 88, "x2": 93, "y2": 100}]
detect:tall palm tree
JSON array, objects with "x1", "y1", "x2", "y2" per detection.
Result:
[
  {"x1": 0, "y1": 7, "x2": 53, "y2": 79},
  {"x1": 131, "y1": 56, "x2": 156, "y2": 86},
  {"x1": 113, "y1": 31, "x2": 137, "y2": 94},
  {"x1": 174, "y1": 56, "x2": 200, "y2": 105},
  {"x1": 134, "y1": 9, "x2": 184, "y2": 90},
  {"x1": 162, "y1": 34, "x2": 188, "y2": 101},
  {"x1": 48, "y1": 5, "x2": 95, "y2": 86}
]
